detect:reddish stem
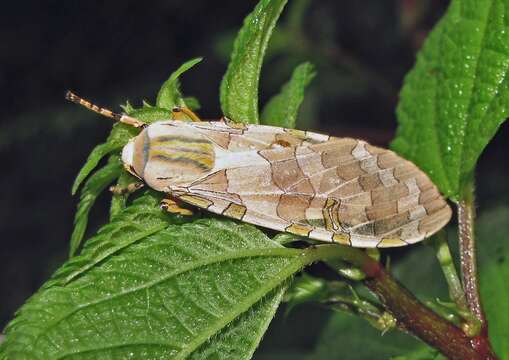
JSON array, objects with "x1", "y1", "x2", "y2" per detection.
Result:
[
  {"x1": 362, "y1": 260, "x2": 497, "y2": 359},
  {"x1": 316, "y1": 244, "x2": 497, "y2": 359},
  {"x1": 457, "y1": 197, "x2": 486, "y2": 328}
]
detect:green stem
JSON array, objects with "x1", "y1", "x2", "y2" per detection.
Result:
[
  {"x1": 433, "y1": 231, "x2": 468, "y2": 309},
  {"x1": 305, "y1": 245, "x2": 497, "y2": 359},
  {"x1": 432, "y1": 230, "x2": 482, "y2": 335}
]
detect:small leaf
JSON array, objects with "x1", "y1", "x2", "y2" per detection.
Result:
[
  {"x1": 220, "y1": 0, "x2": 289, "y2": 124},
  {"x1": 477, "y1": 207, "x2": 509, "y2": 359},
  {"x1": 182, "y1": 96, "x2": 201, "y2": 111},
  {"x1": 120, "y1": 100, "x2": 135, "y2": 114},
  {"x1": 129, "y1": 107, "x2": 173, "y2": 124},
  {"x1": 69, "y1": 158, "x2": 122, "y2": 257},
  {"x1": 283, "y1": 274, "x2": 328, "y2": 312},
  {"x1": 1, "y1": 208, "x2": 312, "y2": 359},
  {"x1": 109, "y1": 170, "x2": 139, "y2": 220},
  {"x1": 261, "y1": 62, "x2": 316, "y2": 128},
  {"x1": 156, "y1": 57, "x2": 203, "y2": 110},
  {"x1": 71, "y1": 142, "x2": 121, "y2": 195},
  {"x1": 392, "y1": 0, "x2": 509, "y2": 199}
]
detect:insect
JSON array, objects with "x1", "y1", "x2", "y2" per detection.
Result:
[{"x1": 67, "y1": 91, "x2": 451, "y2": 248}]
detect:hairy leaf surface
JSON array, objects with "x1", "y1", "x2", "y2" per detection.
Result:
[
  {"x1": 220, "y1": 0, "x2": 288, "y2": 124},
  {"x1": 71, "y1": 141, "x2": 123, "y2": 195},
  {"x1": 70, "y1": 159, "x2": 122, "y2": 257},
  {"x1": 1, "y1": 194, "x2": 312, "y2": 359},
  {"x1": 392, "y1": 0, "x2": 509, "y2": 199},
  {"x1": 156, "y1": 57, "x2": 203, "y2": 110}
]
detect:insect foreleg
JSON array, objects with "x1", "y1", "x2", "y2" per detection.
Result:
[
  {"x1": 160, "y1": 196, "x2": 194, "y2": 216},
  {"x1": 109, "y1": 182, "x2": 144, "y2": 195},
  {"x1": 171, "y1": 106, "x2": 202, "y2": 122}
]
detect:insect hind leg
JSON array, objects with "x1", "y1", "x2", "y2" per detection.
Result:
[{"x1": 160, "y1": 196, "x2": 194, "y2": 216}]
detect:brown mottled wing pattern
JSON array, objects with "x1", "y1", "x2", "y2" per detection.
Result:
[
  {"x1": 304, "y1": 139, "x2": 451, "y2": 247},
  {"x1": 175, "y1": 122, "x2": 451, "y2": 248}
]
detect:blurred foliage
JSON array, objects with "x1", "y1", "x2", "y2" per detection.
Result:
[{"x1": 477, "y1": 207, "x2": 509, "y2": 359}]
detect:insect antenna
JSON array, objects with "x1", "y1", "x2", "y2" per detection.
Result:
[{"x1": 65, "y1": 91, "x2": 146, "y2": 128}]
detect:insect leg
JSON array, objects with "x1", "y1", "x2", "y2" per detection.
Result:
[
  {"x1": 65, "y1": 91, "x2": 146, "y2": 128},
  {"x1": 160, "y1": 196, "x2": 194, "y2": 216},
  {"x1": 171, "y1": 106, "x2": 202, "y2": 122},
  {"x1": 109, "y1": 182, "x2": 144, "y2": 195}
]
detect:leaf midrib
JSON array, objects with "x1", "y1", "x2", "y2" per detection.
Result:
[
  {"x1": 174, "y1": 258, "x2": 302, "y2": 360},
  {"x1": 55, "y1": 340, "x2": 182, "y2": 360},
  {"x1": 458, "y1": 0, "x2": 494, "y2": 185},
  {"x1": 33, "y1": 247, "x2": 304, "y2": 351}
]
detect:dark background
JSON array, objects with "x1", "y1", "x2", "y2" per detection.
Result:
[{"x1": 1, "y1": 0, "x2": 508, "y2": 355}]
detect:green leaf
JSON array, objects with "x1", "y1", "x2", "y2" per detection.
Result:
[
  {"x1": 309, "y1": 313, "x2": 424, "y2": 360},
  {"x1": 391, "y1": 245, "x2": 449, "y2": 301},
  {"x1": 71, "y1": 141, "x2": 121, "y2": 195},
  {"x1": 477, "y1": 207, "x2": 509, "y2": 359},
  {"x1": 391, "y1": 346, "x2": 446, "y2": 360},
  {"x1": 261, "y1": 62, "x2": 316, "y2": 128},
  {"x1": 120, "y1": 100, "x2": 135, "y2": 113},
  {"x1": 183, "y1": 96, "x2": 201, "y2": 111},
  {"x1": 283, "y1": 274, "x2": 328, "y2": 313},
  {"x1": 53, "y1": 193, "x2": 175, "y2": 287},
  {"x1": 1, "y1": 196, "x2": 320, "y2": 359},
  {"x1": 220, "y1": 0, "x2": 288, "y2": 124},
  {"x1": 156, "y1": 57, "x2": 203, "y2": 110},
  {"x1": 109, "y1": 170, "x2": 139, "y2": 220},
  {"x1": 188, "y1": 286, "x2": 287, "y2": 360},
  {"x1": 129, "y1": 107, "x2": 173, "y2": 123},
  {"x1": 392, "y1": 0, "x2": 509, "y2": 199},
  {"x1": 69, "y1": 158, "x2": 122, "y2": 257}
]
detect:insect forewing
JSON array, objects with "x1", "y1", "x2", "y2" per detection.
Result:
[{"x1": 139, "y1": 120, "x2": 451, "y2": 248}]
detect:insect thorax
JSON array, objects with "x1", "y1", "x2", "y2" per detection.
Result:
[{"x1": 126, "y1": 122, "x2": 215, "y2": 191}]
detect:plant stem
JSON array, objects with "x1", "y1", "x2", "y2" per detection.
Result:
[
  {"x1": 433, "y1": 231, "x2": 469, "y2": 312},
  {"x1": 457, "y1": 182, "x2": 486, "y2": 329},
  {"x1": 431, "y1": 230, "x2": 482, "y2": 335},
  {"x1": 307, "y1": 245, "x2": 497, "y2": 359}
]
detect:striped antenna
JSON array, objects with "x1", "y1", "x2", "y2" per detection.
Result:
[{"x1": 65, "y1": 91, "x2": 146, "y2": 128}]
